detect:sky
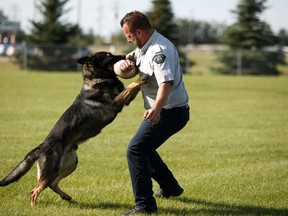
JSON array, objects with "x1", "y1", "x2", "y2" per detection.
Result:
[{"x1": 1, "y1": 0, "x2": 287, "y2": 38}]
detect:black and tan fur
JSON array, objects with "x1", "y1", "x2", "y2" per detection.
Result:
[{"x1": 0, "y1": 52, "x2": 147, "y2": 207}]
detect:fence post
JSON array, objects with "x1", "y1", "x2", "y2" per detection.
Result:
[
  {"x1": 22, "y1": 43, "x2": 28, "y2": 71},
  {"x1": 237, "y1": 49, "x2": 242, "y2": 76}
]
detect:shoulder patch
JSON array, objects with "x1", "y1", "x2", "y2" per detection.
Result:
[{"x1": 152, "y1": 54, "x2": 166, "y2": 64}]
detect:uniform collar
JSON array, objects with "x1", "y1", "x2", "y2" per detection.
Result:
[{"x1": 139, "y1": 30, "x2": 158, "y2": 55}]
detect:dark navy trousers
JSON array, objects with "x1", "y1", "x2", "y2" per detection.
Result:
[{"x1": 126, "y1": 105, "x2": 190, "y2": 211}]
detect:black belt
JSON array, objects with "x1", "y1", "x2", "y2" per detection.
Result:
[{"x1": 162, "y1": 104, "x2": 189, "y2": 112}]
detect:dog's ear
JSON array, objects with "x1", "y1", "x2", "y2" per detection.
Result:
[{"x1": 77, "y1": 56, "x2": 89, "y2": 65}]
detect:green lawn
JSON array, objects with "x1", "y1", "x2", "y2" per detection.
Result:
[{"x1": 0, "y1": 63, "x2": 287, "y2": 215}]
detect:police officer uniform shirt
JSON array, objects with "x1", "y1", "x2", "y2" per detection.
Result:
[{"x1": 131, "y1": 31, "x2": 189, "y2": 110}]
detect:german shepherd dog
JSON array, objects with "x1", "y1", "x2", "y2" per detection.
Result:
[{"x1": 0, "y1": 51, "x2": 147, "y2": 207}]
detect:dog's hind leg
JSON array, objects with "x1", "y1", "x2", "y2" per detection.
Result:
[
  {"x1": 49, "y1": 149, "x2": 78, "y2": 201},
  {"x1": 50, "y1": 180, "x2": 72, "y2": 201},
  {"x1": 30, "y1": 178, "x2": 49, "y2": 207},
  {"x1": 30, "y1": 150, "x2": 60, "y2": 206}
]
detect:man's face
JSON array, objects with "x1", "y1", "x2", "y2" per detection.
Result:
[{"x1": 122, "y1": 23, "x2": 143, "y2": 48}]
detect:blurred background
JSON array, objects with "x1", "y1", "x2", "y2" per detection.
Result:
[{"x1": 0, "y1": 0, "x2": 287, "y2": 75}]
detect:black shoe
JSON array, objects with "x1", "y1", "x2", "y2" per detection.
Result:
[
  {"x1": 155, "y1": 185, "x2": 184, "y2": 198},
  {"x1": 122, "y1": 207, "x2": 157, "y2": 215}
]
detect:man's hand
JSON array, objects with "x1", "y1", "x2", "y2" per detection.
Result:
[
  {"x1": 120, "y1": 59, "x2": 135, "y2": 72},
  {"x1": 144, "y1": 108, "x2": 161, "y2": 125}
]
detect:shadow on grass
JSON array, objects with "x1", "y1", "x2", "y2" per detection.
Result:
[
  {"x1": 67, "y1": 197, "x2": 288, "y2": 215},
  {"x1": 162, "y1": 197, "x2": 288, "y2": 216},
  {"x1": 68, "y1": 200, "x2": 131, "y2": 210}
]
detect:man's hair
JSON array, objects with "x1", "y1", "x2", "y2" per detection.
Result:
[{"x1": 120, "y1": 11, "x2": 152, "y2": 33}]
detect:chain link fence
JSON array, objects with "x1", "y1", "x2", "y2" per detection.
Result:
[
  {"x1": 2, "y1": 43, "x2": 287, "y2": 74},
  {"x1": 5, "y1": 43, "x2": 91, "y2": 71}
]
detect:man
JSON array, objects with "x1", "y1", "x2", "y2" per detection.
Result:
[{"x1": 118, "y1": 11, "x2": 190, "y2": 215}]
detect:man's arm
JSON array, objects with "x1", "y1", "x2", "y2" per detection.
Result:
[{"x1": 144, "y1": 81, "x2": 171, "y2": 125}]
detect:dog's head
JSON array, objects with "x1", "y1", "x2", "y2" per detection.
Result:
[{"x1": 77, "y1": 52, "x2": 126, "y2": 79}]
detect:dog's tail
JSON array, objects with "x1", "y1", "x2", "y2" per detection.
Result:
[{"x1": 0, "y1": 146, "x2": 41, "y2": 186}]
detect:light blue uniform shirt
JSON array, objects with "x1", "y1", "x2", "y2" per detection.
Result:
[{"x1": 130, "y1": 31, "x2": 188, "y2": 110}]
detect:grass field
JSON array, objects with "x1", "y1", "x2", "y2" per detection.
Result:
[{"x1": 0, "y1": 61, "x2": 287, "y2": 215}]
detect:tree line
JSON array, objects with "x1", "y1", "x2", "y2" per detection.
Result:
[{"x1": 1, "y1": 0, "x2": 287, "y2": 74}]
